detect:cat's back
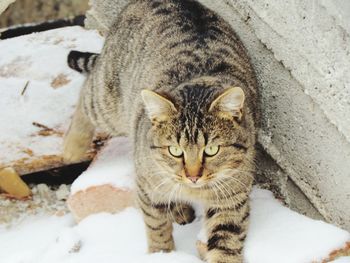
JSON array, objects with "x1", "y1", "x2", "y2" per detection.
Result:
[
  {"x1": 95, "y1": 0, "x2": 258, "y2": 132},
  {"x1": 114, "y1": 0, "x2": 244, "y2": 51},
  {"x1": 114, "y1": 0, "x2": 222, "y2": 34},
  {"x1": 106, "y1": 0, "x2": 255, "y2": 90},
  {"x1": 107, "y1": 0, "x2": 229, "y2": 52}
]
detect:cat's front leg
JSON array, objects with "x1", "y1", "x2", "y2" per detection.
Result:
[
  {"x1": 137, "y1": 189, "x2": 175, "y2": 253},
  {"x1": 205, "y1": 201, "x2": 249, "y2": 263},
  {"x1": 170, "y1": 202, "x2": 196, "y2": 225}
]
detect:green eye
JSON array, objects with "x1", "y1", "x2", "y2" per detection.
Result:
[
  {"x1": 204, "y1": 145, "x2": 220, "y2": 157},
  {"x1": 168, "y1": 146, "x2": 183, "y2": 157}
]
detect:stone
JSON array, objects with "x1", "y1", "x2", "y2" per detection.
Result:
[
  {"x1": 67, "y1": 184, "x2": 135, "y2": 222},
  {"x1": 55, "y1": 184, "x2": 70, "y2": 201},
  {"x1": 0, "y1": 0, "x2": 16, "y2": 17},
  {"x1": 36, "y1": 184, "x2": 51, "y2": 200},
  {"x1": 0, "y1": 0, "x2": 89, "y2": 28},
  {"x1": 0, "y1": 167, "x2": 31, "y2": 199}
]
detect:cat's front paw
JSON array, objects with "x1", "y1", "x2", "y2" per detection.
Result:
[
  {"x1": 148, "y1": 236, "x2": 175, "y2": 253},
  {"x1": 172, "y1": 204, "x2": 195, "y2": 225},
  {"x1": 149, "y1": 243, "x2": 175, "y2": 254}
]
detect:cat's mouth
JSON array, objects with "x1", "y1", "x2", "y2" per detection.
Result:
[
  {"x1": 175, "y1": 173, "x2": 214, "y2": 188},
  {"x1": 185, "y1": 181, "x2": 207, "y2": 188}
]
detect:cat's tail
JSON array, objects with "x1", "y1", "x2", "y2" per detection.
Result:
[{"x1": 67, "y1": 50, "x2": 99, "y2": 74}]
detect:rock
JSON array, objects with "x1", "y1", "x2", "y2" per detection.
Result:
[
  {"x1": 0, "y1": 182, "x2": 69, "y2": 226},
  {"x1": 56, "y1": 184, "x2": 70, "y2": 201},
  {"x1": 0, "y1": 167, "x2": 31, "y2": 199},
  {"x1": 0, "y1": 0, "x2": 15, "y2": 16},
  {"x1": 85, "y1": 0, "x2": 129, "y2": 35},
  {"x1": 36, "y1": 184, "x2": 51, "y2": 200},
  {"x1": 67, "y1": 137, "x2": 135, "y2": 222},
  {"x1": 0, "y1": 0, "x2": 88, "y2": 28},
  {"x1": 67, "y1": 184, "x2": 134, "y2": 222}
]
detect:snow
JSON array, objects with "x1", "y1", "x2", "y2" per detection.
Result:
[
  {"x1": 332, "y1": 258, "x2": 350, "y2": 263},
  {"x1": 1, "y1": 186, "x2": 348, "y2": 263},
  {"x1": 245, "y1": 189, "x2": 350, "y2": 263},
  {"x1": 0, "y1": 214, "x2": 74, "y2": 262},
  {"x1": 71, "y1": 137, "x2": 135, "y2": 194},
  {"x1": 0, "y1": 26, "x2": 103, "y2": 167},
  {"x1": 0, "y1": 209, "x2": 202, "y2": 263}
]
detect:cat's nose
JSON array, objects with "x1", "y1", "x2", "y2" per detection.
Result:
[
  {"x1": 185, "y1": 162, "x2": 203, "y2": 181},
  {"x1": 188, "y1": 176, "x2": 200, "y2": 183}
]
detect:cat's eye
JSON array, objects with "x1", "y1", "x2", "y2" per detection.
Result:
[
  {"x1": 168, "y1": 146, "x2": 183, "y2": 157},
  {"x1": 204, "y1": 145, "x2": 220, "y2": 157}
]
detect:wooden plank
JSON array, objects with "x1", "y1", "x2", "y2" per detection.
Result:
[{"x1": 0, "y1": 135, "x2": 107, "y2": 176}]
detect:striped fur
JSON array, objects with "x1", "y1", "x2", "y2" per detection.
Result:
[
  {"x1": 63, "y1": 1, "x2": 258, "y2": 262},
  {"x1": 67, "y1": 50, "x2": 99, "y2": 73}
]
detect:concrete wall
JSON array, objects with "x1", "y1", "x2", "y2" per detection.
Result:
[
  {"x1": 197, "y1": 0, "x2": 350, "y2": 231},
  {"x1": 0, "y1": 0, "x2": 15, "y2": 16},
  {"x1": 0, "y1": 0, "x2": 88, "y2": 28}
]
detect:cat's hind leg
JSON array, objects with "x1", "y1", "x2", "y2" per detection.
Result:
[{"x1": 63, "y1": 93, "x2": 95, "y2": 163}]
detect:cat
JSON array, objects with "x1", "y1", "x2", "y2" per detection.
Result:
[{"x1": 64, "y1": 0, "x2": 258, "y2": 262}]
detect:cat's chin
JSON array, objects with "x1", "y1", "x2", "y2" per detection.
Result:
[{"x1": 182, "y1": 181, "x2": 207, "y2": 189}]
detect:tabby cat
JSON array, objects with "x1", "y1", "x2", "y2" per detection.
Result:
[{"x1": 64, "y1": 0, "x2": 258, "y2": 262}]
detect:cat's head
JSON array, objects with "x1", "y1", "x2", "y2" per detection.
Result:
[{"x1": 141, "y1": 84, "x2": 255, "y2": 189}]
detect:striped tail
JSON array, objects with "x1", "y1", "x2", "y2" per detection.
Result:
[{"x1": 67, "y1": 50, "x2": 99, "y2": 73}]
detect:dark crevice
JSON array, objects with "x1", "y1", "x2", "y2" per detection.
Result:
[
  {"x1": 21, "y1": 161, "x2": 90, "y2": 186},
  {"x1": 0, "y1": 15, "x2": 85, "y2": 40}
]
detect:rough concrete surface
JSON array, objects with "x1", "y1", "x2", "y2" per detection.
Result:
[
  {"x1": 0, "y1": 0, "x2": 15, "y2": 16},
  {"x1": 197, "y1": 0, "x2": 350, "y2": 231},
  {"x1": 0, "y1": 0, "x2": 88, "y2": 28}
]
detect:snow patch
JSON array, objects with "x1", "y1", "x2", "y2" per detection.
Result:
[
  {"x1": 1, "y1": 188, "x2": 348, "y2": 263},
  {"x1": 245, "y1": 188, "x2": 350, "y2": 263},
  {"x1": 0, "y1": 26, "x2": 103, "y2": 166},
  {"x1": 332, "y1": 257, "x2": 350, "y2": 263},
  {"x1": 70, "y1": 137, "x2": 135, "y2": 194}
]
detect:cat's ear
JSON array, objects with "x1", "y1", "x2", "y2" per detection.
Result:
[
  {"x1": 209, "y1": 87, "x2": 245, "y2": 120},
  {"x1": 141, "y1": 90, "x2": 177, "y2": 122}
]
